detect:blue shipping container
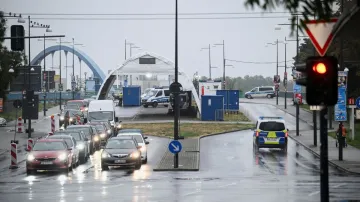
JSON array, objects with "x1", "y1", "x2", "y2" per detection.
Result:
[
  {"x1": 123, "y1": 86, "x2": 141, "y2": 106},
  {"x1": 227, "y1": 90, "x2": 239, "y2": 110},
  {"x1": 201, "y1": 95, "x2": 224, "y2": 121},
  {"x1": 216, "y1": 90, "x2": 228, "y2": 109}
]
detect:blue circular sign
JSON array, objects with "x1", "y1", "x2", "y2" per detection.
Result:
[
  {"x1": 168, "y1": 140, "x2": 182, "y2": 154},
  {"x1": 356, "y1": 97, "x2": 360, "y2": 108}
]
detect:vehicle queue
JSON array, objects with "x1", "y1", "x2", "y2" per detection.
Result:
[{"x1": 25, "y1": 98, "x2": 150, "y2": 175}]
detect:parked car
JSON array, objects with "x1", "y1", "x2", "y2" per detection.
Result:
[{"x1": 26, "y1": 139, "x2": 73, "y2": 174}]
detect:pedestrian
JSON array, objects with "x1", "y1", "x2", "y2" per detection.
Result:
[{"x1": 337, "y1": 122, "x2": 347, "y2": 147}]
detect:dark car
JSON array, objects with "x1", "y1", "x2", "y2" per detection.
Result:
[
  {"x1": 101, "y1": 136, "x2": 142, "y2": 171},
  {"x1": 53, "y1": 131, "x2": 90, "y2": 163},
  {"x1": 59, "y1": 110, "x2": 85, "y2": 128},
  {"x1": 65, "y1": 100, "x2": 89, "y2": 112},
  {"x1": 26, "y1": 139, "x2": 73, "y2": 174},
  {"x1": 89, "y1": 122, "x2": 111, "y2": 144},
  {"x1": 89, "y1": 120, "x2": 114, "y2": 136},
  {"x1": 66, "y1": 125, "x2": 100, "y2": 154}
]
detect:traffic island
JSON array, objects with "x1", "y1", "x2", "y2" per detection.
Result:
[{"x1": 153, "y1": 138, "x2": 200, "y2": 171}]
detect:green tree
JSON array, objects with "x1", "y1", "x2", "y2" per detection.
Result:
[
  {"x1": 244, "y1": 0, "x2": 336, "y2": 33},
  {"x1": 0, "y1": 11, "x2": 26, "y2": 101}
]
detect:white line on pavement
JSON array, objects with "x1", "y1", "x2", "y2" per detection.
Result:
[{"x1": 218, "y1": 182, "x2": 237, "y2": 188}]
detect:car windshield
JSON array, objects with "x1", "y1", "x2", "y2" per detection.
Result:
[
  {"x1": 66, "y1": 104, "x2": 80, "y2": 110},
  {"x1": 54, "y1": 132, "x2": 82, "y2": 141},
  {"x1": 95, "y1": 125, "x2": 105, "y2": 131},
  {"x1": 88, "y1": 111, "x2": 113, "y2": 121},
  {"x1": 33, "y1": 142, "x2": 66, "y2": 151},
  {"x1": 48, "y1": 137, "x2": 73, "y2": 147},
  {"x1": 147, "y1": 90, "x2": 158, "y2": 96},
  {"x1": 66, "y1": 127, "x2": 90, "y2": 135},
  {"x1": 118, "y1": 134, "x2": 144, "y2": 143},
  {"x1": 106, "y1": 139, "x2": 136, "y2": 149},
  {"x1": 259, "y1": 122, "x2": 285, "y2": 131},
  {"x1": 67, "y1": 111, "x2": 81, "y2": 117}
]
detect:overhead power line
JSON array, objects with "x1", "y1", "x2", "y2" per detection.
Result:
[
  {"x1": 28, "y1": 16, "x2": 292, "y2": 21},
  {"x1": 226, "y1": 59, "x2": 294, "y2": 64},
  {"x1": 21, "y1": 11, "x2": 292, "y2": 16}
]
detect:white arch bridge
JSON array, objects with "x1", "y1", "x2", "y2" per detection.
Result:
[{"x1": 97, "y1": 52, "x2": 201, "y2": 114}]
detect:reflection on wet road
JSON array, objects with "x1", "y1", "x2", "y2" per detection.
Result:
[{"x1": 0, "y1": 103, "x2": 359, "y2": 201}]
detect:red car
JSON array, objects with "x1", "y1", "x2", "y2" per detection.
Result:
[
  {"x1": 66, "y1": 100, "x2": 89, "y2": 112},
  {"x1": 26, "y1": 139, "x2": 73, "y2": 174}
]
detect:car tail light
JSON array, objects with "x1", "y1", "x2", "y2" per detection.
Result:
[{"x1": 256, "y1": 131, "x2": 259, "y2": 137}]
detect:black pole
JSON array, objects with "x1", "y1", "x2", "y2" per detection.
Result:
[
  {"x1": 174, "y1": 0, "x2": 179, "y2": 168},
  {"x1": 313, "y1": 23, "x2": 317, "y2": 146},
  {"x1": 43, "y1": 34, "x2": 46, "y2": 116},
  {"x1": 222, "y1": 40, "x2": 225, "y2": 89},
  {"x1": 72, "y1": 38, "x2": 75, "y2": 100},
  {"x1": 28, "y1": 15, "x2": 32, "y2": 138},
  {"x1": 284, "y1": 37, "x2": 287, "y2": 109},
  {"x1": 276, "y1": 39, "x2": 279, "y2": 105},
  {"x1": 296, "y1": 15, "x2": 300, "y2": 137},
  {"x1": 320, "y1": 107, "x2": 329, "y2": 202},
  {"x1": 339, "y1": 122, "x2": 343, "y2": 161},
  {"x1": 59, "y1": 38, "x2": 62, "y2": 110},
  {"x1": 125, "y1": 39, "x2": 127, "y2": 60}
]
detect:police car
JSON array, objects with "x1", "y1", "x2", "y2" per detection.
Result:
[{"x1": 253, "y1": 116, "x2": 289, "y2": 152}]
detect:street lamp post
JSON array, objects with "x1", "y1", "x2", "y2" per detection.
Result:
[
  {"x1": 43, "y1": 34, "x2": 46, "y2": 116},
  {"x1": 72, "y1": 38, "x2": 75, "y2": 100},
  {"x1": 59, "y1": 38, "x2": 62, "y2": 110},
  {"x1": 173, "y1": 0, "x2": 180, "y2": 168},
  {"x1": 214, "y1": 40, "x2": 226, "y2": 89},
  {"x1": 266, "y1": 39, "x2": 280, "y2": 105},
  {"x1": 200, "y1": 45, "x2": 213, "y2": 79},
  {"x1": 284, "y1": 37, "x2": 287, "y2": 109}
]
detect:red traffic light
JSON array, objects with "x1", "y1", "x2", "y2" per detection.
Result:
[{"x1": 312, "y1": 62, "x2": 327, "y2": 74}]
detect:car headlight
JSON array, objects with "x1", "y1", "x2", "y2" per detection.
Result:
[
  {"x1": 107, "y1": 129, "x2": 111, "y2": 134},
  {"x1": 130, "y1": 152, "x2": 140, "y2": 158},
  {"x1": 84, "y1": 108, "x2": 88, "y2": 111},
  {"x1": 93, "y1": 136, "x2": 99, "y2": 141},
  {"x1": 77, "y1": 143, "x2": 85, "y2": 150},
  {"x1": 100, "y1": 133, "x2": 106, "y2": 138},
  {"x1": 117, "y1": 124, "x2": 122, "y2": 129},
  {"x1": 147, "y1": 98, "x2": 152, "y2": 102},
  {"x1": 102, "y1": 151, "x2": 111, "y2": 158},
  {"x1": 69, "y1": 118, "x2": 73, "y2": 122},
  {"x1": 140, "y1": 146, "x2": 146, "y2": 153},
  {"x1": 27, "y1": 154, "x2": 35, "y2": 161},
  {"x1": 60, "y1": 116, "x2": 64, "y2": 120},
  {"x1": 58, "y1": 153, "x2": 67, "y2": 161}
]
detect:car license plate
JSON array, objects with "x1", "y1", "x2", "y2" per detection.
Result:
[
  {"x1": 115, "y1": 160, "x2": 126, "y2": 163},
  {"x1": 40, "y1": 161, "x2": 53, "y2": 165},
  {"x1": 267, "y1": 138, "x2": 278, "y2": 141}
]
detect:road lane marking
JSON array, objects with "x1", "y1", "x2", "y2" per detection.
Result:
[
  {"x1": 182, "y1": 190, "x2": 202, "y2": 197},
  {"x1": 308, "y1": 191, "x2": 320, "y2": 196},
  {"x1": 332, "y1": 183, "x2": 346, "y2": 188},
  {"x1": 218, "y1": 182, "x2": 237, "y2": 188}
]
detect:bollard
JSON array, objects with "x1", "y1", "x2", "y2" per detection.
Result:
[
  {"x1": 17, "y1": 117, "x2": 23, "y2": 133},
  {"x1": 51, "y1": 115, "x2": 55, "y2": 133},
  {"x1": 26, "y1": 139, "x2": 34, "y2": 151},
  {"x1": 9, "y1": 142, "x2": 18, "y2": 169}
]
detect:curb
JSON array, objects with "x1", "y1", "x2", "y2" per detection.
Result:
[{"x1": 288, "y1": 135, "x2": 360, "y2": 175}]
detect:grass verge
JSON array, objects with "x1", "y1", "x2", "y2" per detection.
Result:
[
  {"x1": 0, "y1": 102, "x2": 58, "y2": 122},
  {"x1": 223, "y1": 112, "x2": 250, "y2": 122},
  {"x1": 300, "y1": 104, "x2": 310, "y2": 111},
  {"x1": 328, "y1": 123, "x2": 360, "y2": 149},
  {"x1": 122, "y1": 123, "x2": 254, "y2": 138}
]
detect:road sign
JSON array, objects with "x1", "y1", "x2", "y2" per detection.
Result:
[
  {"x1": 335, "y1": 104, "x2": 347, "y2": 121},
  {"x1": 356, "y1": 97, "x2": 360, "y2": 108},
  {"x1": 293, "y1": 83, "x2": 301, "y2": 93},
  {"x1": 304, "y1": 18, "x2": 338, "y2": 56},
  {"x1": 168, "y1": 140, "x2": 182, "y2": 154}
]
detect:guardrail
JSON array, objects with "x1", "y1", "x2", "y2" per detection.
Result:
[{"x1": 6, "y1": 92, "x2": 84, "y2": 101}]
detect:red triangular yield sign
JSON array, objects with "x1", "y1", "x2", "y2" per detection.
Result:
[{"x1": 304, "y1": 19, "x2": 338, "y2": 56}]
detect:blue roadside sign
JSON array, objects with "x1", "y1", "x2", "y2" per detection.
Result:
[
  {"x1": 168, "y1": 140, "x2": 182, "y2": 154},
  {"x1": 356, "y1": 97, "x2": 360, "y2": 108},
  {"x1": 335, "y1": 104, "x2": 347, "y2": 121},
  {"x1": 335, "y1": 71, "x2": 348, "y2": 122}
]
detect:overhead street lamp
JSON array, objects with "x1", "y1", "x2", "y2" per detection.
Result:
[{"x1": 130, "y1": 45, "x2": 141, "y2": 57}]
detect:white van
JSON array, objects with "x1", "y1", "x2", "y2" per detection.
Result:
[
  {"x1": 87, "y1": 100, "x2": 118, "y2": 127},
  {"x1": 244, "y1": 86, "x2": 275, "y2": 99},
  {"x1": 141, "y1": 88, "x2": 170, "y2": 108}
]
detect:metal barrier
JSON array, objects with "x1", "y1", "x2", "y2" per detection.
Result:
[
  {"x1": 215, "y1": 109, "x2": 243, "y2": 121},
  {"x1": 6, "y1": 92, "x2": 83, "y2": 101}
]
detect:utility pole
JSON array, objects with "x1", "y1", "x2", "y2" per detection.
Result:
[
  {"x1": 59, "y1": 37, "x2": 62, "y2": 111},
  {"x1": 79, "y1": 58, "x2": 82, "y2": 91},
  {"x1": 222, "y1": 40, "x2": 225, "y2": 89},
  {"x1": 43, "y1": 34, "x2": 46, "y2": 116},
  {"x1": 284, "y1": 37, "x2": 287, "y2": 109},
  {"x1": 27, "y1": 15, "x2": 32, "y2": 138},
  {"x1": 173, "y1": 0, "x2": 180, "y2": 168},
  {"x1": 276, "y1": 39, "x2": 279, "y2": 105},
  {"x1": 72, "y1": 38, "x2": 75, "y2": 100},
  {"x1": 208, "y1": 44, "x2": 212, "y2": 79},
  {"x1": 296, "y1": 15, "x2": 300, "y2": 137}
]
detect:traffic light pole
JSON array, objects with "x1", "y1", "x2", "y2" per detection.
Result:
[
  {"x1": 174, "y1": 0, "x2": 179, "y2": 169},
  {"x1": 320, "y1": 106, "x2": 329, "y2": 202},
  {"x1": 43, "y1": 34, "x2": 47, "y2": 117},
  {"x1": 313, "y1": 30, "x2": 317, "y2": 146},
  {"x1": 27, "y1": 15, "x2": 32, "y2": 138},
  {"x1": 284, "y1": 37, "x2": 287, "y2": 109},
  {"x1": 295, "y1": 15, "x2": 300, "y2": 137}
]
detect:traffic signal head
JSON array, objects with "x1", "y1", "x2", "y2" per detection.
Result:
[
  {"x1": 10, "y1": 25, "x2": 25, "y2": 51},
  {"x1": 306, "y1": 56, "x2": 338, "y2": 106}
]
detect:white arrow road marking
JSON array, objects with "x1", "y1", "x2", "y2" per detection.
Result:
[{"x1": 171, "y1": 143, "x2": 180, "y2": 151}]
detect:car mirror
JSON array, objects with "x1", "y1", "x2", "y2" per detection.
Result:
[
  {"x1": 144, "y1": 137, "x2": 148, "y2": 139},
  {"x1": 137, "y1": 146, "x2": 142, "y2": 149},
  {"x1": 115, "y1": 117, "x2": 119, "y2": 122},
  {"x1": 145, "y1": 141, "x2": 149, "y2": 145}
]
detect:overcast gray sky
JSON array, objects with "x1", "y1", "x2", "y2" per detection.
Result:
[{"x1": 2, "y1": 0, "x2": 303, "y2": 86}]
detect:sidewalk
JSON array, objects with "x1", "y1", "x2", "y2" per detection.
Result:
[{"x1": 290, "y1": 130, "x2": 360, "y2": 174}]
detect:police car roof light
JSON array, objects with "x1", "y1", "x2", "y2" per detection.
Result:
[{"x1": 259, "y1": 116, "x2": 283, "y2": 120}]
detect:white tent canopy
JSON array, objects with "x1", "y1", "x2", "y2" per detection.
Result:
[{"x1": 97, "y1": 51, "x2": 201, "y2": 114}]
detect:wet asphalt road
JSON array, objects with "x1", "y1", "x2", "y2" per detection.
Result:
[{"x1": 0, "y1": 103, "x2": 359, "y2": 201}]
